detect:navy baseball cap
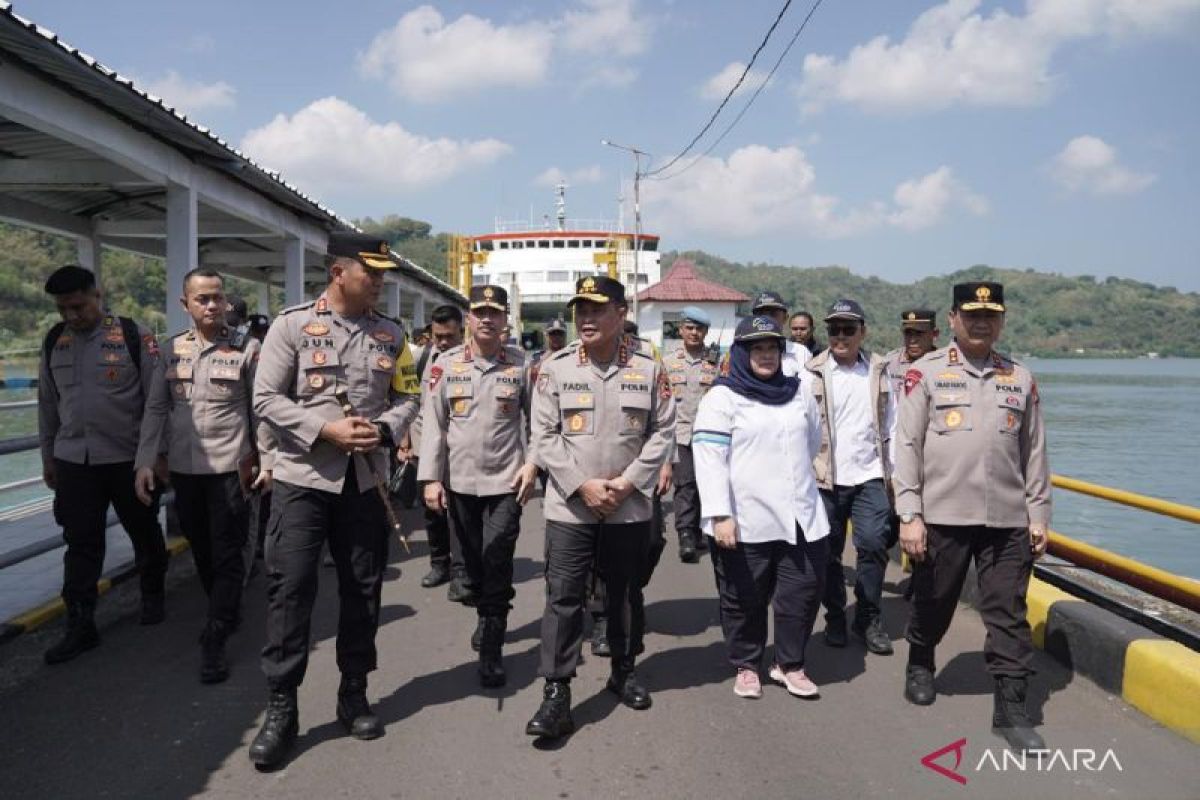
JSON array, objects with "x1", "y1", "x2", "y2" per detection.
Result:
[
  {"x1": 824, "y1": 298, "x2": 866, "y2": 323},
  {"x1": 734, "y1": 315, "x2": 785, "y2": 343}
]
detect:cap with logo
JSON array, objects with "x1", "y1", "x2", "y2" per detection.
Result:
[
  {"x1": 568, "y1": 275, "x2": 626, "y2": 306},
  {"x1": 824, "y1": 298, "x2": 866, "y2": 323},
  {"x1": 751, "y1": 290, "x2": 787, "y2": 313},
  {"x1": 954, "y1": 281, "x2": 1005, "y2": 312},
  {"x1": 900, "y1": 308, "x2": 937, "y2": 329},
  {"x1": 679, "y1": 305, "x2": 712, "y2": 328},
  {"x1": 469, "y1": 284, "x2": 509, "y2": 311},
  {"x1": 734, "y1": 315, "x2": 785, "y2": 343},
  {"x1": 328, "y1": 232, "x2": 396, "y2": 270},
  {"x1": 545, "y1": 318, "x2": 567, "y2": 334}
]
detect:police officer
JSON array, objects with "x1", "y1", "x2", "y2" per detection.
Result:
[
  {"x1": 663, "y1": 305, "x2": 718, "y2": 563},
  {"x1": 37, "y1": 265, "x2": 168, "y2": 664},
  {"x1": 134, "y1": 267, "x2": 274, "y2": 684},
  {"x1": 894, "y1": 281, "x2": 1051, "y2": 754},
  {"x1": 526, "y1": 276, "x2": 675, "y2": 739},
  {"x1": 402, "y1": 304, "x2": 470, "y2": 597},
  {"x1": 248, "y1": 232, "x2": 420, "y2": 768},
  {"x1": 420, "y1": 285, "x2": 538, "y2": 687},
  {"x1": 883, "y1": 309, "x2": 939, "y2": 399}
]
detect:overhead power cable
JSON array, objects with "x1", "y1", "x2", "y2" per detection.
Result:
[
  {"x1": 642, "y1": 0, "x2": 795, "y2": 179},
  {"x1": 650, "y1": 0, "x2": 827, "y2": 183}
]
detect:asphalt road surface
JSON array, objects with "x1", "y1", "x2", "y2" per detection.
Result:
[{"x1": 1, "y1": 496, "x2": 1196, "y2": 799}]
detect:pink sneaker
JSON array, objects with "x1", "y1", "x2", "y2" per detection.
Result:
[
  {"x1": 769, "y1": 664, "x2": 819, "y2": 698},
  {"x1": 734, "y1": 668, "x2": 762, "y2": 699}
]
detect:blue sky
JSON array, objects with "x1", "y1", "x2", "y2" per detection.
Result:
[{"x1": 20, "y1": 0, "x2": 1200, "y2": 289}]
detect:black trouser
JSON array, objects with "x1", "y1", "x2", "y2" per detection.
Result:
[
  {"x1": 426, "y1": 492, "x2": 465, "y2": 579},
  {"x1": 905, "y1": 525, "x2": 1034, "y2": 677},
  {"x1": 171, "y1": 472, "x2": 248, "y2": 626},
  {"x1": 261, "y1": 465, "x2": 388, "y2": 688},
  {"x1": 54, "y1": 459, "x2": 167, "y2": 605},
  {"x1": 540, "y1": 520, "x2": 650, "y2": 680},
  {"x1": 820, "y1": 479, "x2": 892, "y2": 627},
  {"x1": 712, "y1": 532, "x2": 827, "y2": 671},
  {"x1": 672, "y1": 444, "x2": 700, "y2": 543},
  {"x1": 447, "y1": 491, "x2": 521, "y2": 617}
]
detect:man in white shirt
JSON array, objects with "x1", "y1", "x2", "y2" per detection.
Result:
[
  {"x1": 750, "y1": 291, "x2": 812, "y2": 375},
  {"x1": 804, "y1": 299, "x2": 897, "y2": 655}
]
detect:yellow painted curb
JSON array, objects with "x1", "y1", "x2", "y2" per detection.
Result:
[
  {"x1": 1025, "y1": 577, "x2": 1079, "y2": 649},
  {"x1": 7, "y1": 597, "x2": 65, "y2": 631},
  {"x1": 2, "y1": 539, "x2": 189, "y2": 635},
  {"x1": 1124, "y1": 639, "x2": 1200, "y2": 744}
]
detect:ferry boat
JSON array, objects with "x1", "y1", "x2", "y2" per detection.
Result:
[{"x1": 464, "y1": 184, "x2": 662, "y2": 334}]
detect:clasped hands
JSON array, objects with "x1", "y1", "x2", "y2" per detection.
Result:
[{"x1": 578, "y1": 476, "x2": 636, "y2": 517}]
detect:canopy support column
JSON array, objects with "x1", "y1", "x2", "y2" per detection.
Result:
[
  {"x1": 284, "y1": 237, "x2": 305, "y2": 307},
  {"x1": 166, "y1": 181, "x2": 197, "y2": 333}
]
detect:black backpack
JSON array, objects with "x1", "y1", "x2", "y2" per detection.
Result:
[{"x1": 42, "y1": 317, "x2": 142, "y2": 393}]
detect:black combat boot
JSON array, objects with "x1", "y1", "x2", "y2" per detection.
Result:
[
  {"x1": 420, "y1": 562, "x2": 450, "y2": 588},
  {"x1": 139, "y1": 592, "x2": 165, "y2": 625},
  {"x1": 44, "y1": 602, "x2": 99, "y2": 665},
  {"x1": 824, "y1": 616, "x2": 847, "y2": 648},
  {"x1": 478, "y1": 616, "x2": 507, "y2": 688},
  {"x1": 337, "y1": 675, "x2": 383, "y2": 740},
  {"x1": 525, "y1": 680, "x2": 574, "y2": 739},
  {"x1": 248, "y1": 686, "x2": 298, "y2": 768},
  {"x1": 904, "y1": 644, "x2": 936, "y2": 705},
  {"x1": 992, "y1": 676, "x2": 1046, "y2": 753},
  {"x1": 590, "y1": 616, "x2": 610, "y2": 657},
  {"x1": 446, "y1": 570, "x2": 478, "y2": 605},
  {"x1": 470, "y1": 617, "x2": 485, "y2": 652},
  {"x1": 853, "y1": 616, "x2": 894, "y2": 655},
  {"x1": 199, "y1": 620, "x2": 230, "y2": 684},
  {"x1": 608, "y1": 658, "x2": 652, "y2": 710},
  {"x1": 678, "y1": 533, "x2": 698, "y2": 564}
]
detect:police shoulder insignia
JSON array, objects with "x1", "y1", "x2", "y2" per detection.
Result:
[
  {"x1": 904, "y1": 369, "x2": 923, "y2": 396},
  {"x1": 657, "y1": 370, "x2": 671, "y2": 400},
  {"x1": 1030, "y1": 379, "x2": 1039, "y2": 404},
  {"x1": 537, "y1": 372, "x2": 551, "y2": 394},
  {"x1": 947, "y1": 347, "x2": 961, "y2": 366},
  {"x1": 428, "y1": 364, "x2": 443, "y2": 391},
  {"x1": 303, "y1": 322, "x2": 330, "y2": 336}
]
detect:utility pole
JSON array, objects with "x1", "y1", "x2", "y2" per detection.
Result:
[{"x1": 601, "y1": 139, "x2": 649, "y2": 324}]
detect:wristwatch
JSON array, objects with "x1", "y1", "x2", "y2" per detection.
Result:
[{"x1": 900, "y1": 512, "x2": 919, "y2": 524}]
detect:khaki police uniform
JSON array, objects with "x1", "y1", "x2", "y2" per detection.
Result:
[
  {"x1": 136, "y1": 324, "x2": 273, "y2": 629},
  {"x1": 253, "y1": 293, "x2": 419, "y2": 688},
  {"x1": 418, "y1": 341, "x2": 532, "y2": 618},
  {"x1": 531, "y1": 339, "x2": 675, "y2": 678},
  {"x1": 411, "y1": 344, "x2": 466, "y2": 582},
  {"x1": 893, "y1": 342, "x2": 1051, "y2": 676},
  {"x1": 663, "y1": 346, "x2": 717, "y2": 549},
  {"x1": 37, "y1": 313, "x2": 167, "y2": 608}
]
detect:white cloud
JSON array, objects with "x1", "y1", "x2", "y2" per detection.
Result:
[
  {"x1": 534, "y1": 165, "x2": 605, "y2": 187},
  {"x1": 138, "y1": 70, "x2": 235, "y2": 115},
  {"x1": 357, "y1": 5, "x2": 555, "y2": 103},
  {"x1": 239, "y1": 97, "x2": 511, "y2": 194},
  {"x1": 798, "y1": 0, "x2": 1200, "y2": 113},
  {"x1": 889, "y1": 166, "x2": 990, "y2": 230},
  {"x1": 1050, "y1": 135, "x2": 1156, "y2": 195},
  {"x1": 641, "y1": 145, "x2": 986, "y2": 238},
  {"x1": 700, "y1": 61, "x2": 773, "y2": 100},
  {"x1": 359, "y1": 1, "x2": 653, "y2": 102}
]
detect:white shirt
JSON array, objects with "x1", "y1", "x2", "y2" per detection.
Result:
[
  {"x1": 825, "y1": 354, "x2": 896, "y2": 487},
  {"x1": 781, "y1": 340, "x2": 812, "y2": 378},
  {"x1": 692, "y1": 384, "x2": 830, "y2": 544}
]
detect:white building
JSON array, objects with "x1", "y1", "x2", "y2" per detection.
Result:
[{"x1": 635, "y1": 259, "x2": 748, "y2": 352}]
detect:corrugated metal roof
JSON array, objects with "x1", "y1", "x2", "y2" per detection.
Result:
[{"x1": 0, "y1": 1, "x2": 351, "y2": 230}]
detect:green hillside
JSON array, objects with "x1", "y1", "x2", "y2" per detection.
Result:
[
  {"x1": 1, "y1": 219, "x2": 1196, "y2": 357},
  {"x1": 673, "y1": 250, "x2": 1200, "y2": 357}
]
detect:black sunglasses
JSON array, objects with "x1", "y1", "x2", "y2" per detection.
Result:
[{"x1": 826, "y1": 323, "x2": 861, "y2": 337}]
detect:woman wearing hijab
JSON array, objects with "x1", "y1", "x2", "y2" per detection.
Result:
[{"x1": 693, "y1": 316, "x2": 831, "y2": 699}]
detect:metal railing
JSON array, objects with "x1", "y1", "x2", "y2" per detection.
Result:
[{"x1": 1046, "y1": 476, "x2": 1200, "y2": 614}]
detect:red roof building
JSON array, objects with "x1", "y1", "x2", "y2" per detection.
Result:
[{"x1": 636, "y1": 259, "x2": 749, "y2": 303}]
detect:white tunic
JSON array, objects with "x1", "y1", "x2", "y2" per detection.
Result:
[{"x1": 692, "y1": 383, "x2": 830, "y2": 544}]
